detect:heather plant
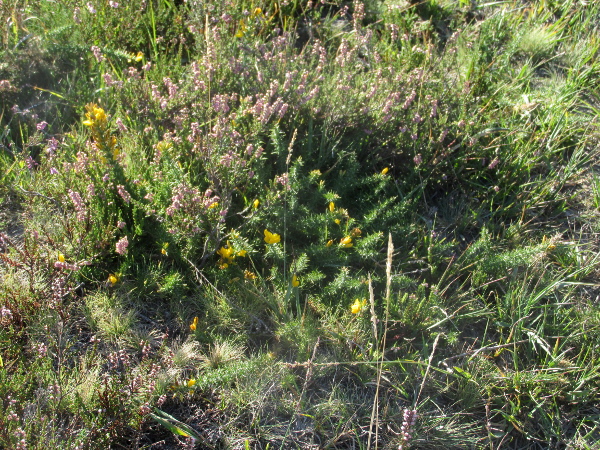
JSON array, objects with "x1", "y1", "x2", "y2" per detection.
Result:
[{"x1": 2, "y1": 0, "x2": 600, "y2": 448}]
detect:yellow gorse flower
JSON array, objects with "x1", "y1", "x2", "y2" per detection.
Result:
[
  {"x1": 351, "y1": 298, "x2": 367, "y2": 314},
  {"x1": 292, "y1": 274, "x2": 300, "y2": 287},
  {"x1": 58, "y1": 253, "x2": 65, "y2": 263},
  {"x1": 340, "y1": 236, "x2": 353, "y2": 248},
  {"x1": 244, "y1": 270, "x2": 257, "y2": 280},
  {"x1": 350, "y1": 227, "x2": 362, "y2": 238},
  {"x1": 156, "y1": 140, "x2": 172, "y2": 152},
  {"x1": 326, "y1": 239, "x2": 334, "y2": 247},
  {"x1": 135, "y1": 51, "x2": 144, "y2": 62},
  {"x1": 329, "y1": 202, "x2": 335, "y2": 213},
  {"x1": 190, "y1": 316, "x2": 198, "y2": 331},
  {"x1": 235, "y1": 19, "x2": 246, "y2": 37},
  {"x1": 216, "y1": 241, "x2": 246, "y2": 266},
  {"x1": 264, "y1": 229, "x2": 281, "y2": 244},
  {"x1": 253, "y1": 199, "x2": 260, "y2": 209},
  {"x1": 187, "y1": 378, "x2": 197, "y2": 388},
  {"x1": 83, "y1": 104, "x2": 107, "y2": 128},
  {"x1": 217, "y1": 243, "x2": 235, "y2": 261},
  {"x1": 83, "y1": 103, "x2": 117, "y2": 156},
  {"x1": 108, "y1": 274, "x2": 118, "y2": 285},
  {"x1": 381, "y1": 167, "x2": 389, "y2": 175}
]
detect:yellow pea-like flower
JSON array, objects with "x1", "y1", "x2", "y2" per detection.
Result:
[
  {"x1": 264, "y1": 229, "x2": 281, "y2": 244},
  {"x1": 340, "y1": 236, "x2": 353, "y2": 248},
  {"x1": 244, "y1": 270, "x2": 257, "y2": 280},
  {"x1": 217, "y1": 244, "x2": 235, "y2": 261},
  {"x1": 351, "y1": 298, "x2": 367, "y2": 314}
]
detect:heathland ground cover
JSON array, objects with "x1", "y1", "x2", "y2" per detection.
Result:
[{"x1": 1, "y1": 0, "x2": 600, "y2": 448}]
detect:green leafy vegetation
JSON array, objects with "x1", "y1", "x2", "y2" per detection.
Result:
[{"x1": 1, "y1": 0, "x2": 600, "y2": 448}]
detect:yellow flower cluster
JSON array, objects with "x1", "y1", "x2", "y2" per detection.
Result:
[
  {"x1": 340, "y1": 236, "x2": 353, "y2": 248},
  {"x1": 216, "y1": 241, "x2": 247, "y2": 268},
  {"x1": 264, "y1": 229, "x2": 281, "y2": 244},
  {"x1": 325, "y1": 210, "x2": 361, "y2": 248},
  {"x1": 351, "y1": 298, "x2": 367, "y2": 314},
  {"x1": 82, "y1": 103, "x2": 118, "y2": 157},
  {"x1": 82, "y1": 104, "x2": 107, "y2": 129}
]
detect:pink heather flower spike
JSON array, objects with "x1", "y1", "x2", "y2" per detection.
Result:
[
  {"x1": 398, "y1": 408, "x2": 417, "y2": 450},
  {"x1": 116, "y1": 236, "x2": 129, "y2": 255},
  {"x1": 117, "y1": 185, "x2": 132, "y2": 204}
]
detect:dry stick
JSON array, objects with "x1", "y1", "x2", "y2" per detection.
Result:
[
  {"x1": 416, "y1": 333, "x2": 441, "y2": 405},
  {"x1": 296, "y1": 337, "x2": 320, "y2": 411},
  {"x1": 367, "y1": 274, "x2": 378, "y2": 450},
  {"x1": 283, "y1": 128, "x2": 297, "y2": 287},
  {"x1": 283, "y1": 359, "x2": 428, "y2": 369},
  {"x1": 368, "y1": 274, "x2": 378, "y2": 345},
  {"x1": 279, "y1": 337, "x2": 320, "y2": 450},
  {"x1": 367, "y1": 234, "x2": 394, "y2": 450},
  {"x1": 16, "y1": 185, "x2": 64, "y2": 213},
  {"x1": 439, "y1": 339, "x2": 529, "y2": 366}
]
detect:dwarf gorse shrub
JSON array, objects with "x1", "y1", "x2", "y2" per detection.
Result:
[{"x1": 2, "y1": 0, "x2": 600, "y2": 448}]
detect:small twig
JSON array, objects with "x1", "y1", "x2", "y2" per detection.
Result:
[
  {"x1": 367, "y1": 234, "x2": 394, "y2": 450},
  {"x1": 367, "y1": 273, "x2": 379, "y2": 450},
  {"x1": 296, "y1": 337, "x2": 320, "y2": 411},
  {"x1": 440, "y1": 339, "x2": 529, "y2": 366},
  {"x1": 283, "y1": 359, "x2": 427, "y2": 369},
  {"x1": 15, "y1": 185, "x2": 64, "y2": 213},
  {"x1": 416, "y1": 333, "x2": 440, "y2": 405},
  {"x1": 368, "y1": 274, "x2": 378, "y2": 344},
  {"x1": 136, "y1": 311, "x2": 162, "y2": 328}
]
